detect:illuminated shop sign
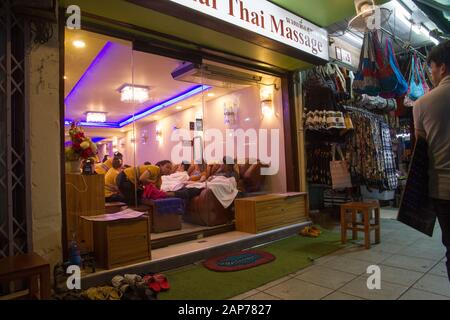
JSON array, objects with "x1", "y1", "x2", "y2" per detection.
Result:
[{"x1": 168, "y1": 0, "x2": 329, "y2": 61}]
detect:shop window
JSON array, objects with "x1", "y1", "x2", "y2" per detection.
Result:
[{"x1": 63, "y1": 28, "x2": 288, "y2": 270}]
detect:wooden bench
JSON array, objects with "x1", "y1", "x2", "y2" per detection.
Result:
[
  {"x1": 0, "y1": 253, "x2": 51, "y2": 300},
  {"x1": 340, "y1": 201, "x2": 381, "y2": 249}
]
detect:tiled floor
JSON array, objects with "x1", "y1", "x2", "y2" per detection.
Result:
[{"x1": 229, "y1": 213, "x2": 450, "y2": 300}]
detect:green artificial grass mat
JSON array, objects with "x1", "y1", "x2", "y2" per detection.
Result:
[{"x1": 159, "y1": 228, "x2": 344, "y2": 300}]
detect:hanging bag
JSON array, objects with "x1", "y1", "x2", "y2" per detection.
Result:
[
  {"x1": 380, "y1": 38, "x2": 409, "y2": 98},
  {"x1": 408, "y1": 54, "x2": 425, "y2": 101},
  {"x1": 353, "y1": 33, "x2": 381, "y2": 96},
  {"x1": 330, "y1": 144, "x2": 352, "y2": 190},
  {"x1": 372, "y1": 31, "x2": 398, "y2": 95}
]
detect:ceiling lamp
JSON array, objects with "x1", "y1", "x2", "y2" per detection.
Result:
[
  {"x1": 86, "y1": 112, "x2": 107, "y2": 123},
  {"x1": 72, "y1": 40, "x2": 86, "y2": 48},
  {"x1": 348, "y1": 0, "x2": 391, "y2": 32},
  {"x1": 118, "y1": 84, "x2": 150, "y2": 103}
]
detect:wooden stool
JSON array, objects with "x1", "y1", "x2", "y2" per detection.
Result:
[
  {"x1": 340, "y1": 201, "x2": 381, "y2": 249},
  {"x1": 0, "y1": 253, "x2": 51, "y2": 300}
]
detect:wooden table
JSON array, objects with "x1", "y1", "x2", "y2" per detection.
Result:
[
  {"x1": 92, "y1": 216, "x2": 151, "y2": 269},
  {"x1": 235, "y1": 193, "x2": 309, "y2": 234},
  {"x1": 0, "y1": 253, "x2": 51, "y2": 300}
]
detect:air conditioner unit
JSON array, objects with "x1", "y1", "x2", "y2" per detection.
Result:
[{"x1": 171, "y1": 62, "x2": 263, "y2": 89}]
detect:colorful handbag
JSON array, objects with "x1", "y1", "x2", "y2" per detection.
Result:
[
  {"x1": 353, "y1": 32, "x2": 381, "y2": 96},
  {"x1": 408, "y1": 54, "x2": 425, "y2": 101},
  {"x1": 380, "y1": 38, "x2": 409, "y2": 98},
  {"x1": 372, "y1": 31, "x2": 398, "y2": 95}
]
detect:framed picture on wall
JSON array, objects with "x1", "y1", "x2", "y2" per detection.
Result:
[{"x1": 189, "y1": 122, "x2": 195, "y2": 131}]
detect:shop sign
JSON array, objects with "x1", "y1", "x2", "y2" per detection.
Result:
[
  {"x1": 335, "y1": 47, "x2": 352, "y2": 65},
  {"x1": 168, "y1": 0, "x2": 329, "y2": 61}
]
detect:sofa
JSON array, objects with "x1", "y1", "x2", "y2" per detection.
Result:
[{"x1": 183, "y1": 161, "x2": 268, "y2": 227}]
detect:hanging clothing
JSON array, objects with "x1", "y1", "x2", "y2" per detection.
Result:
[{"x1": 345, "y1": 106, "x2": 398, "y2": 191}]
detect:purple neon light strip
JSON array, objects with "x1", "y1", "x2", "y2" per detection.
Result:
[
  {"x1": 64, "y1": 120, "x2": 120, "y2": 128},
  {"x1": 64, "y1": 85, "x2": 211, "y2": 128},
  {"x1": 64, "y1": 41, "x2": 114, "y2": 105},
  {"x1": 118, "y1": 85, "x2": 211, "y2": 127}
]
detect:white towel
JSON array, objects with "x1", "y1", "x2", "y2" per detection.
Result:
[
  {"x1": 208, "y1": 176, "x2": 239, "y2": 208},
  {"x1": 185, "y1": 176, "x2": 238, "y2": 208},
  {"x1": 161, "y1": 171, "x2": 190, "y2": 192}
]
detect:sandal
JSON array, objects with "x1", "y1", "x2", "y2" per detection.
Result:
[
  {"x1": 144, "y1": 275, "x2": 161, "y2": 293},
  {"x1": 154, "y1": 274, "x2": 170, "y2": 291},
  {"x1": 300, "y1": 227, "x2": 320, "y2": 238}
]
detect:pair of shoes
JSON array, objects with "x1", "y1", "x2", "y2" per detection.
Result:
[
  {"x1": 143, "y1": 274, "x2": 170, "y2": 293},
  {"x1": 300, "y1": 226, "x2": 321, "y2": 238}
]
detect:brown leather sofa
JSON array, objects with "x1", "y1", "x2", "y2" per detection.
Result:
[{"x1": 183, "y1": 161, "x2": 268, "y2": 226}]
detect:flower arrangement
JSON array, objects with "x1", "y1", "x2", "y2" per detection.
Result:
[{"x1": 65, "y1": 122, "x2": 98, "y2": 161}]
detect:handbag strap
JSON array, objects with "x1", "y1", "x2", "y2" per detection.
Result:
[
  {"x1": 386, "y1": 38, "x2": 400, "y2": 70},
  {"x1": 331, "y1": 144, "x2": 345, "y2": 161},
  {"x1": 417, "y1": 56, "x2": 428, "y2": 85},
  {"x1": 410, "y1": 54, "x2": 418, "y2": 83},
  {"x1": 336, "y1": 145, "x2": 346, "y2": 161}
]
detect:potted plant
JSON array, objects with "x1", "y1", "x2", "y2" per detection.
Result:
[{"x1": 65, "y1": 122, "x2": 98, "y2": 174}]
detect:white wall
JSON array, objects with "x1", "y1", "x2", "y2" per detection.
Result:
[
  {"x1": 134, "y1": 85, "x2": 287, "y2": 192},
  {"x1": 29, "y1": 27, "x2": 62, "y2": 268}
]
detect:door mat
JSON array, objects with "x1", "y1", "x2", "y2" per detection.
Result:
[{"x1": 203, "y1": 250, "x2": 276, "y2": 272}]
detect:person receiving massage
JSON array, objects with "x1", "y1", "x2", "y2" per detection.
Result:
[
  {"x1": 208, "y1": 157, "x2": 247, "y2": 193},
  {"x1": 189, "y1": 160, "x2": 208, "y2": 182},
  {"x1": 164, "y1": 160, "x2": 204, "y2": 200}
]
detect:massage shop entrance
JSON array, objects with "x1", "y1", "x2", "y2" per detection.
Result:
[{"x1": 60, "y1": 0, "x2": 329, "y2": 276}]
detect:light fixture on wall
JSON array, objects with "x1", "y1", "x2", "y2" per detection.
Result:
[
  {"x1": 156, "y1": 125, "x2": 163, "y2": 144},
  {"x1": 141, "y1": 130, "x2": 149, "y2": 145},
  {"x1": 260, "y1": 86, "x2": 274, "y2": 118},
  {"x1": 118, "y1": 84, "x2": 150, "y2": 103},
  {"x1": 85, "y1": 111, "x2": 107, "y2": 123}
]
